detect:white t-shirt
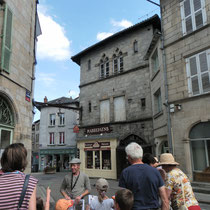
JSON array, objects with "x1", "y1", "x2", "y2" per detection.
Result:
[{"x1": 90, "y1": 198, "x2": 114, "y2": 210}]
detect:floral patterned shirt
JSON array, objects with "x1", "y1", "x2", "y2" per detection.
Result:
[{"x1": 165, "y1": 168, "x2": 198, "y2": 208}]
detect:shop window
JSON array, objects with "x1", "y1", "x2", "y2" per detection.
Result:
[
  {"x1": 114, "y1": 96, "x2": 126, "y2": 122},
  {"x1": 186, "y1": 49, "x2": 210, "y2": 96},
  {"x1": 95, "y1": 151, "x2": 100, "y2": 169},
  {"x1": 100, "y1": 99, "x2": 110, "y2": 123},
  {"x1": 86, "y1": 151, "x2": 93, "y2": 169},
  {"x1": 102, "y1": 150, "x2": 111, "y2": 170},
  {"x1": 59, "y1": 113, "x2": 65, "y2": 125},
  {"x1": 49, "y1": 114, "x2": 55, "y2": 126},
  {"x1": 180, "y1": 0, "x2": 207, "y2": 35},
  {"x1": 190, "y1": 122, "x2": 210, "y2": 172}
]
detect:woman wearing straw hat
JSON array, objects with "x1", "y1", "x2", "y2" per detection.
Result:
[{"x1": 159, "y1": 153, "x2": 201, "y2": 210}]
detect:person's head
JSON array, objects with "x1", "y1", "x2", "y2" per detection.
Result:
[
  {"x1": 69, "y1": 158, "x2": 81, "y2": 175},
  {"x1": 1, "y1": 143, "x2": 27, "y2": 172},
  {"x1": 36, "y1": 197, "x2": 44, "y2": 210},
  {"x1": 142, "y1": 153, "x2": 158, "y2": 167},
  {"x1": 96, "y1": 178, "x2": 109, "y2": 203},
  {"x1": 114, "y1": 189, "x2": 134, "y2": 210},
  {"x1": 125, "y1": 142, "x2": 143, "y2": 163},
  {"x1": 159, "y1": 153, "x2": 179, "y2": 173}
]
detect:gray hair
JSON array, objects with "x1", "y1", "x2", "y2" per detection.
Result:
[{"x1": 125, "y1": 142, "x2": 143, "y2": 160}]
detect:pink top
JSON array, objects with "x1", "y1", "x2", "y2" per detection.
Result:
[{"x1": 0, "y1": 171, "x2": 38, "y2": 209}]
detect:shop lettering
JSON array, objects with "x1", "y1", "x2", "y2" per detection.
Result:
[{"x1": 85, "y1": 126, "x2": 111, "y2": 134}]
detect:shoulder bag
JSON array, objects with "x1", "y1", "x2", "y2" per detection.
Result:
[{"x1": 18, "y1": 174, "x2": 30, "y2": 210}]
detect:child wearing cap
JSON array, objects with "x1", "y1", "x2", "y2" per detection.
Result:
[{"x1": 87, "y1": 178, "x2": 114, "y2": 210}]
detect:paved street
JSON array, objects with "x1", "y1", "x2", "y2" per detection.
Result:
[{"x1": 32, "y1": 172, "x2": 210, "y2": 210}]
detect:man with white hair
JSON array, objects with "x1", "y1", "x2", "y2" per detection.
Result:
[{"x1": 119, "y1": 142, "x2": 169, "y2": 210}]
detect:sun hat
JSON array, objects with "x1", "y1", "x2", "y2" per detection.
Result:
[
  {"x1": 96, "y1": 178, "x2": 109, "y2": 191},
  {"x1": 55, "y1": 199, "x2": 74, "y2": 210},
  {"x1": 69, "y1": 158, "x2": 81, "y2": 164},
  {"x1": 159, "y1": 153, "x2": 179, "y2": 166}
]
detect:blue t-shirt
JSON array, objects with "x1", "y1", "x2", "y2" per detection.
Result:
[{"x1": 119, "y1": 164, "x2": 164, "y2": 210}]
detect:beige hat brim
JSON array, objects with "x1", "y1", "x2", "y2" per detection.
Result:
[{"x1": 158, "y1": 161, "x2": 179, "y2": 166}]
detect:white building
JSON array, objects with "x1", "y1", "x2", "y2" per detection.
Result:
[{"x1": 35, "y1": 96, "x2": 79, "y2": 172}]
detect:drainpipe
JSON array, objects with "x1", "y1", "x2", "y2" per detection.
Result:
[{"x1": 146, "y1": 0, "x2": 173, "y2": 154}]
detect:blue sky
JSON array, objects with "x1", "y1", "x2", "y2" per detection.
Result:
[{"x1": 34, "y1": 0, "x2": 160, "y2": 121}]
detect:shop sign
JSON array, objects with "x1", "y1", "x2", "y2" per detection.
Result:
[
  {"x1": 25, "y1": 89, "x2": 31, "y2": 102},
  {"x1": 85, "y1": 141, "x2": 110, "y2": 148},
  {"x1": 85, "y1": 125, "x2": 111, "y2": 135},
  {"x1": 73, "y1": 125, "x2": 79, "y2": 133}
]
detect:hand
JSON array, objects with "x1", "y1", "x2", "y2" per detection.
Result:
[
  {"x1": 65, "y1": 195, "x2": 71, "y2": 200},
  {"x1": 75, "y1": 195, "x2": 82, "y2": 204}
]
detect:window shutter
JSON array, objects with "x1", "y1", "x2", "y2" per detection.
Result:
[
  {"x1": 184, "y1": 0, "x2": 191, "y2": 16},
  {"x1": 1, "y1": 4, "x2": 13, "y2": 72},
  {"x1": 100, "y1": 100, "x2": 110, "y2": 123},
  {"x1": 201, "y1": 73, "x2": 210, "y2": 93},
  {"x1": 195, "y1": 11, "x2": 203, "y2": 28},
  {"x1": 114, "y1": 96, "x2": 126, "y2": 122},
  {"x1": 191, "y1": 76, "x2": 200, "y2": 95},
  {"x1": 193, "y1": 0, "x2": 201, "y2": 11},
  {"x1": 189, "y1": 57, "x2": 197, "y2": 76},
  {"x1": 199, "y1": 52, "x2": 208, "y2": 72}
]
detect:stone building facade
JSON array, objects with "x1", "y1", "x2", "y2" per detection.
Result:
[
  {"x1": 160, "y1": 0, "x2": 210, "y2": 181},
  {"x1": 35, "y1": 97, "x2": 79, "y2": 172},
  {"x1": 0, "y1": 0, "x2": 40, "y2": 172},
  {"x1": 72, "y1": 15, "x2": 161, "y2": 179}
]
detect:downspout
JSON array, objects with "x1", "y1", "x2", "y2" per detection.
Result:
[{"x1": 146, "y1": 0, "x2": 173, "y2": 153}]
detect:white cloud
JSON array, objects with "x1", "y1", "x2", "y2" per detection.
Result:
[
  {"x1": 111, "y1": 19, "x2": 133, "y2": 29},
  {"x1": 96, "y1": 32, "x2": 113, "y2": 41},
  {"x1": 37, "y1": 6, "x2": 71, "y2": 61},
  {"x1": 96, "y1": 19, "x2": 133, "y2": 41},
  {"x1": 67, "y1": 90, "x2": 79, "y2": 99},
  {"x1": 37, "y1": 72, "x2": 56, "y2": 87}
]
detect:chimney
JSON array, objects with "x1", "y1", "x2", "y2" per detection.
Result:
[{"x1": 44, "y1": 96, "x2": 48, "y2": 103}]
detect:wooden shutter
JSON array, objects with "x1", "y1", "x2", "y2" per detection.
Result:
[
  {"x1": 114, "y1": 96, "x2": 126, "y2": 122},
  {"x1": 1, "y1": 4, "x2": 13, "y2": 72},
  {"x1": 193, "y1": 0, "x2": 203, "y2": 29},
  {"x1": 100, "y1": 100, "x2": 110, "y2": 123},
  {"x1": 199, "y1": 52, "x2": 210, "y2": 93}
]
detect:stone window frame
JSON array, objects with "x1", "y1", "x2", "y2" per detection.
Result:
[
  {"x1": 49, "y1": 132, "x2": 55, "y2": 145},
  {"x1": 133, "y1": 40, "x2": 138, "y2": 53},
  {"x1": 186, "y1": 49, "x2": 210, "y2": 96},
  {"x1": 151, "y1": 48, "x2": 159, "y2": 74},
  {"x1": 153, "y1": 88, "x2": 162, "y2": 114},
  {"x1": 180, "y1": 0, "x2": 207, "y2": 35},
  {"x1": 88, "y1": 59, "x2": 91, "y2": 71},
  {"x1": 113, "y1": 51, "x2": 124, "y2": 75},
  {"x1": 99, "y1": 55, "x2": 109, "y2": 79},
  {"x1": 59, "y1": 132, "x2": 65, "y2": 145}
]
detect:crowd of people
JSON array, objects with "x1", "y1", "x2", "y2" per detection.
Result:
[{"x1": 0, "y1": 142, "x2": 201, "y2": 210}]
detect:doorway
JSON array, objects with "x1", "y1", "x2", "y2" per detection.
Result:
[{"x1": 116, "y1": 134, "x2": 152, "y2": 178}]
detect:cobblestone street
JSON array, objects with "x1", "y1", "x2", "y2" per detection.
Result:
[{"x1": 33, "y1": 172, "x2": 210, "y2": 210}]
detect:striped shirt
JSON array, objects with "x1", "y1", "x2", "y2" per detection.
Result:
[{"x1": 0, "y1": 171, "x2": 38, "y2": 209}]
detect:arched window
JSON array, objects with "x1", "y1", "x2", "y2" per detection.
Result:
[
  {"x1": 0, "y1": 96, "x2": 14, "y2": 153},
  {"x1": 190, "y1": 122, "x2": 210, "y2": 172},
  {"x1": 100, "y1": 56, "x2": 109, "y2": 79},
  {"x1": 113, "y1": 52, "x2": 124, "y2": 75}
]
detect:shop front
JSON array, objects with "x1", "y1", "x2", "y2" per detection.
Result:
[
  {"x1": 39, "y1": 147, "x2": 76, "y2": 172},
  {"x1": 78, "y1": 138, "x2": 117, "y2": 179}
]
